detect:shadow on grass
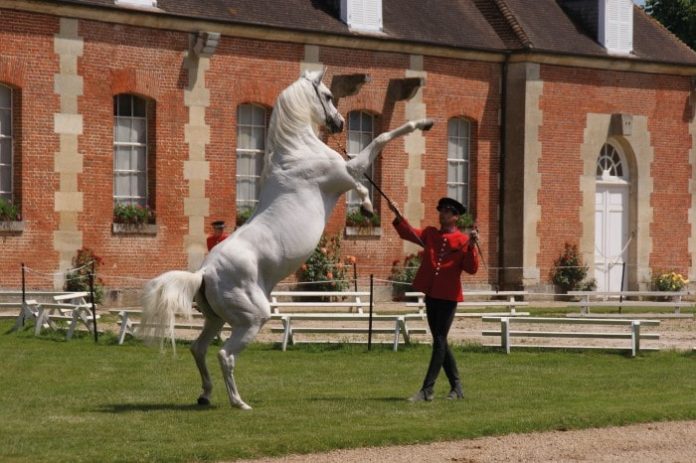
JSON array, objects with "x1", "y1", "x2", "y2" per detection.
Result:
[{"x1": 95, "y1": 402, "x2": 220, "y2": 413}]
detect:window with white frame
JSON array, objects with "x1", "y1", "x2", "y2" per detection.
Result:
[
  {"x1": 596, "y1": 142, "x2": 626, "y2": 180},
  {"x1": 236, "y1": 104, "x2": 267, "y2": 212},
  {"x1": 346, "y1": 111, "x2": 375, "y2": 211},
  {"x1": 0, "y1": 85, "x2": 12, "y2": 202},
  {"x1": 113, "y1": 94, "x2": 148, "y2": 206},
  {"x1": 447, "y1": 117, "x2": 471, "y2": 208}
]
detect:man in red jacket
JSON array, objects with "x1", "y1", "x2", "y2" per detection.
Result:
[
  {"x1": 389, "y1": 197, "x2": 479, "y2": 402},
  {"x1": 206, "y1": 220, "x2": 230, "y2": 252}
]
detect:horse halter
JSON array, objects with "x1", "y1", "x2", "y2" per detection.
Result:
[{"x1": 311, "y1": 79, "x2": 340, "y2": 133}]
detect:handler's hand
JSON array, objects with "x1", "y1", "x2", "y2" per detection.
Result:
[
  {"x1": 468, "y1": 228, "x2": 479, "y2": 246},
  {"x1": 388, "y1": 200, "x2": 402, "y2": 218}
]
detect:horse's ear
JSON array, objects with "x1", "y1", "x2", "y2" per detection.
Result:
[{"x1": 314, "y1": 67, "x2": 327, "y2": 85}]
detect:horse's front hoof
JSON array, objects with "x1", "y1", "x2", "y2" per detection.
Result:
[
  {"x1": 422, "y1": 119, "x2": 434, "y2": 131},
  {"x1": 197, "y1": 396, "x2": 211, "y2": 406}
]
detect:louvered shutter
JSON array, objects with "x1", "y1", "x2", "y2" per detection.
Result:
[{"x1": 599, "y1": 0, "x2": 632, "y2": 54}]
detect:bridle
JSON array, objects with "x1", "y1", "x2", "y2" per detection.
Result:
[{"x1": 311, "y1": 79, "x2": 334, "y2": 129}]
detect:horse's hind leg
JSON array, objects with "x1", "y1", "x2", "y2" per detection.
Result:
[
  {"x1": 218, "y1": 321, "x2": 263, "y2": 410},
  {"x1": 191, "y1": 315, "x2": 224, "y2": 406}
]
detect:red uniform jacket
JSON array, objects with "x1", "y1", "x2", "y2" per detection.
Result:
[
  {"x1": 393, "y1": 217, "x2": 479, "y2": 302},
  {"x1": 206, "y1": 232, "x2": 229, "y2": 251}
]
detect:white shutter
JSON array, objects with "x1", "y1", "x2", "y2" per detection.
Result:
[
  {"x1": 341, "y1": 0, "x2": 382, "y2": 32},
  {"x1": 599, "y1": 0, "x2": 633, "y2": 54},
  {"x1": 115, "y1": 0, "x2": 157, "y2": 8}
]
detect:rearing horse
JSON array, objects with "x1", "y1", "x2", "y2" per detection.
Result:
[{"x1": 140, "y1": 68, "x2": 433, "y2": 409}]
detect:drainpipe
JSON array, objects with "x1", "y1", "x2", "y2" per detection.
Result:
[{"x1": 497, "y1": 53, "x2": 510, "y2": 290}]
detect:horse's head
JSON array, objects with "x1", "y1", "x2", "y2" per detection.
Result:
[{"x1": 302, "y1": 68, "x2": 344, "y2": 134}]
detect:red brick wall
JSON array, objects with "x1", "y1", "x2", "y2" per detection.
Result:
[
  {"x1": 538, "y1": 65, "x2": 692, "y2": 280},
  {"x1": 0, "y1": 10, "x2": 60, "y2": 288}
]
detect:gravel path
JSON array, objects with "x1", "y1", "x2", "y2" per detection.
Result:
[{"x1": 232, "y1": 420, "x2": 696, "y2": 462}]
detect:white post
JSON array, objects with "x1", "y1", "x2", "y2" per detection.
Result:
[
  {"x1": 501, "y1": 318, "x2": 510, "y2": 354},
  {"x1": 631, "y1": 320, "x2": 640, "y2": 357}
]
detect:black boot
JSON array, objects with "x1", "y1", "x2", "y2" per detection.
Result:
[{"x1": 446, "y1": 383, "x2": 463, "y2": 400}]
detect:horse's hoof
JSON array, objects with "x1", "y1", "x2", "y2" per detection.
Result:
[
  {"x1": 197, "y1": 396, "x2": 211, "y2": 406},
  {"x1": 422, "y1": 119, "x2": 434, "y2": 131}
]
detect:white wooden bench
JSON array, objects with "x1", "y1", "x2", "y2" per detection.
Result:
[
  {"x1": 481, "y1": 316, "x2": 660, "y2": 356},
  {"x1": 405, "y1": 291, "x2": 530, "y2": 316},
  {"x1": 567, "y1": 291, "x2": 692, "y2": 315},
  {"x1": 109, "y1": 308, "x2": 233, "y2": 345},
  {"x1": 34, "y1": 292, "x2": 99, "y2": 339},
  {"x1": 269, "y1": 313, "x2": 428, "y2": 351},
  {"x1": 269, "y1": 291, "x2": 370, "y2": 314}
]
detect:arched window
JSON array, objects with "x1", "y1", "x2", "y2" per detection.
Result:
[
  {"x1": 113, "y1": 94, "x2": 148, "y2": 206},
  {"x1": 447, "y1": 117, "x2": 471, "y2": 207},
  {"x1": 0, "y1": 84, "x2": 13, "y2": 202},
  {"x1": 346, "y1": 110, "x2": 375, "y2": 211},
  {"x1": 236, "y1": 104, "x2": 267, "y2": 213},
  {"x1": 596, "y1": 142, "x2": 627, "y2": 180}
]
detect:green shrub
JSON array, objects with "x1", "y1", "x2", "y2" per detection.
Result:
[
  {"x1": 296, "y1": 234, "x2": 351, "y2": 292},
  {"x1": 0, "y1": 197, "x2": 20, "y2": 221},
  {"x1": 390, "y1": 253, "x2": 421, "y2": 301},
  {"x1": 236, "y1": 206, "x2": 254, "y2": 227},
  {"x1": 456, "y1": 212, "x2": 474, "y2": 230},
  {"x1": 345, "y1": 207, "x2": 380, "y2": 227},
  {"x1": 113, "y1": 203, "x2": 155, "y2": 225},
  {"x1": 64, "y1": 248, "x2": 104, "y2": 304},
  {"x1": 653, "y1": 271, "x2": 688, "y2": 292},
  {"x1": 551, "y1": 242, "x2": 589, "y2": 293}
]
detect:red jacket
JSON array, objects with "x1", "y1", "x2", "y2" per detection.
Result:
[
  {"x1": 206, "y1": 232, "x2": 229, "y2": 251},
  {"x1": 393, "y1": 217, "x2": 479, "y2": 302}
]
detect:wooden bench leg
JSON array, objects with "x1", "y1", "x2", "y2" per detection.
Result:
[
  {"x1": 392, "y1": 319, "x2": 401, "y2": 352},
  {"x1": 118, "y1": 312, "x2": 130, "y2": 345},
  {"x1": 34, "y1": 308, "x2": 47, "y2": 336},
  {"x1": 281, "y1": 316, "x2": 292, "y2": 352},
  {"x1": 66, "y1": 310, "x2": 80, "y2": 340},
  {"x1": 631, "y1": 321, "x2": 640, "y2": 357},
  {"x1": 501, "y1": 318, "x2": 510, "y2": 354}
]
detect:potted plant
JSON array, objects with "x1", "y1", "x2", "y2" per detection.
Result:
[
  {"x1": 0, "y1": 197, "x2": 23, "y2": 233},
  {"x1": 112, "y1": 203, "x2": 157, "y2": 235},
  {"x1": 345, "y1": 208, "x2": 381, "y2": 236},
  {"x1": 389, "y1": 253, "x2": 422, "y2": 301},
  {"x1": 236, "y1": 207, "x2": 254, "y2": 227},
  {"x1": 551, "y1": 242, "x2": 594, "y2": 296}
]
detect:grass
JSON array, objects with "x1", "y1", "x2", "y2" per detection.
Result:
[{"x1": 1, "y1": 320, "x2": 696, "y2": 462}]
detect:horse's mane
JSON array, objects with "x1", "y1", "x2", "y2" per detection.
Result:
[{"x1": 261, "y1": 77, "x2": 317, "y2": 182}]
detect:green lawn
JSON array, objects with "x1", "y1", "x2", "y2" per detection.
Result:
[{"x1": 1, "y1": 321, "x2": 696, "y2": 462}]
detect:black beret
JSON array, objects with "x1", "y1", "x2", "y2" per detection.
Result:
[
  {"x1": 211, "y1": 220, "x2": 226, "y2": 229},
  {"x1": 436, "y1": 197, "x2": 466, "y2": 215}
]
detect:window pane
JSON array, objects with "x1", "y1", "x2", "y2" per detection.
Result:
[
  {"x1": 462, "y1": 161, "x2": 469, "y2": 184},
  {"x1": 238, "y1": 126, "x2": 251, "y2": 149},
  {"x1": 117, "y1": 95, "x2": 132, "y2": 116},
  {"x1": 131, "y1": 118, "x2": 146, "y2": 144},
  {"x1": 133, "y1": 97, "x2": 146, "y2": 117},
  {"x1": 0, "y1": 86, "x2": 11, "y2": 108},
  {"x1": 114, "y1": 147, "x2": 130, "y2": 171},
  {"x1": 0, "y1": 108, "x2": 11, "y2": 136},
  {"x1": 238, "y1": 105, "x2": 251, "y2": 125},
  {"x1": 349, "y1": 111, "x2": 360, "y2": 128},
  {"x1": 115, "y1": 173, "x2": 130, "y2": 197},
  {"x1": 135, "y1": 173, "x2": 146, "y2": 199},
  {"x1": 448, "y1": 118, "x2": 459, "y2": 138},
  {"x1": 347, "y1": 131, "x2": 361, "y2": 153},
  {"x1": 135, "y1": 147, "x2": 146, "y2": 172},
  {"x1": 251, "y1": 126, "x2": 265, "y2": 151},
  {"x1": 362, "y1": 114, "x2": 373, "y2": 132},
  {"x1": 115, "y1": 117, "x2": 130, "y2": 142},
  {"x1": 0, "y1": 166, "x2": 10, "y2": 194},
  {"x1": 253, "y1": 153, "x2": 264, "y2": 177},
  {"x1": 237, "y1": 152, "x2": 250, "y2": 176},
  {"x1": 447, "y1": 162, "x2": 457, "y2": 183},
  {"x1": 0, "y1": 138, "x2": 11, "y2": 164},
  {"x1": 251, "y1": 106, "x2": 265, "y2": 126},
  {"x1": 361, "y1": 133, "x2": 372, "y2": 150}
]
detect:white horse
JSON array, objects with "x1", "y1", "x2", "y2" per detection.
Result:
[{"x1": 140, "y1": 68, "x2": 433, "y2": 409}]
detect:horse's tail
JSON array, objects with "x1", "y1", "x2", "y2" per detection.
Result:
[{"x1": 139, "y1": 268, "x2": 205, "y2": 346}]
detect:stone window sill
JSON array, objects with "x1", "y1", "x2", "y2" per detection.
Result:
[
  {"x1": 112, "y1": 223, "x2": 158, "y2": 235},
  {"x1": 0, "y1": 221, "x2": 24, "y2": 234},
  {"x1": 345, "y1": 226, "x2": 381, "y2": 237}
]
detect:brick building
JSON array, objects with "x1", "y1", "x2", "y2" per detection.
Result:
[{"x1": 1, "y1": 0, "x2": 695, "y2": 293}]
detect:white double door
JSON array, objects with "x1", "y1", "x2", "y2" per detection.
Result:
[{"x1": 595, "y1": 183, "x2": 629, "y2": 292}]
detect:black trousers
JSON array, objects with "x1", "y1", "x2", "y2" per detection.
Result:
[{"x1": 421, "y1": 296, "x2": 460, "y2": 392}]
